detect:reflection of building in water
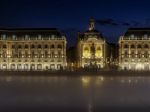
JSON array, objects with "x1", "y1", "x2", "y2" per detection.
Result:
[
  {"x1": 119, "y1": 28, "x2": 150, "y2": 71},
  {"x1": 0, "y1": 28, "x2": 67, "y2": 71},
  {"x1": 77, "y1": 18, "x2": 108, "y2": 69},
  {"x1": 82, "y1": 77, "x2": 91, "y2": 87}
]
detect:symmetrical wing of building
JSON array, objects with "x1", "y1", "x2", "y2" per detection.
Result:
[
  {"x1": 119, "y1": 28, "x2": 150, "y2": 71},
  {"x1": 0, "y1": 28, "x2": 67, "y2": 71},
  {"x1": 77, "y1": 18, "x2": 108, "y2": 69}
]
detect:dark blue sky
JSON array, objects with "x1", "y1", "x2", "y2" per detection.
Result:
[{"x1": 0, "y1": 0, "x2": 150, "y2": 46}]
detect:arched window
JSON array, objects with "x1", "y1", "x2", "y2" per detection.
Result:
[
  {"x1": 58, "y1": 44, "x2": 62, "y2": 49},
  {"x1": 12, "y1": 45, "x2": 15, "y2": 49},
  {"x1": 124, "y1": 44, "x2": 129, "y2": 48},
  {"x1": 31, "y1": 44, "x2": 35, "y2": 49},
  {"x1": 144, "y1": 44, "x2": 149, "y2": 49},
  {"x1": 25, "y1": 44, "x2": 29, "y2": 49},
  {"x1": 51, "y1": 45, "x2": 55, "y2": 49},
  {"x1": 97, "y1": 47, "x2": 101, "y2": 50},
  {"x1": 44, "y1": 45, "x2": 48, "y2": 49},
  {"x1": 130, "y1": 44, "x2": 135, "y2": 49},
  {"x1": 84, "y1": 47, "x2": 88, "y2": 50},
  {"x1": 38, "y1": 45, "x2": 42, "y2": 49},
  {"x1": 137, "y1": 44, "x2": 142, "y2": 49},
  {"x1": 3, "y1": 44, "x2": 7, "y2": 48},
  {"x1": 18, "y1": 45, "x2": 22, "y2": 49}
]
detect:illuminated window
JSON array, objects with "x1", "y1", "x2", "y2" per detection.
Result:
[
  {"x1": 2, "y1": 64, "x2": 7, "y2": 69},
  {"x1": 96, "y1": 47, "x2": 102, "y2": 58},
  {"x1": 83, "y1": 47, "x2": 90, "y2": 58},
  {"x1": 37, "y1": 64, "x2": 42, "y2": 70}
]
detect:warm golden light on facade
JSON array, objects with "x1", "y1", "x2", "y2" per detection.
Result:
[
  {"x1": 0, "y1": 28, "x2": 67, "y2": 71},
  {"x1": 119, "y1": 28, "x2": 150, "y2": 71},
  {"x1": 77, "y1": 18, "x2": 108, "y2": 69}
]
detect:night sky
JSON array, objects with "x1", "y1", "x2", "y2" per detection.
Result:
[{"x1": 0, "y1": 0, "x2": 150, "y2": 46}]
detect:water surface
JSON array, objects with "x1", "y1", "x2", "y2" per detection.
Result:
[{"x1": 0, "y1": 74, "x2": 150, "y2": 112}]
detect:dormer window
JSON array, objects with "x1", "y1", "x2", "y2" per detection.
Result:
[
  {"x1": 12, "y1": 35, "x2": 16, "y2": 40},
  {"x1": 51, "y1": 35, "x2": 55, "y2": 39},
  {"x1": 25, "y1": 35, "x2": 29, "y2": 40},
  {"x1": 131, "y1": 34, "x2": 134, "y2": 39},
  {"x1": 38, "y1": 35, "x2": 42, "y2": 40},
  {"x1": 144, "y1": 34, "x2": 148, "y2": 39},
  {"x1": 2, "y1": 34, "x2": 6, "y2": 40}
]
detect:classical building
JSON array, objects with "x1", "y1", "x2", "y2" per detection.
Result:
[
  {"x1": 0, "y1": 28, "x2": 67, "y2": 71},
  {"x1": 77, "y1": 18, "x2": 108, "y2": 69},
  {"x1": 119, "y1": 28, "x2": 150, "y2": 70}
]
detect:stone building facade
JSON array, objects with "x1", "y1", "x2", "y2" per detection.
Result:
[
  {"x1": 77, "y1": 19, "x2": 108, "y2": 69},
  {"x1": 119, "y1": 28, "x2": 150, "y2": 70},
  {"x1": 0, "y1": 28, "x2": 67, "y2": 71}
]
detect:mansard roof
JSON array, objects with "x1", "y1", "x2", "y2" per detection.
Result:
[
  {"x1": 124, "y1": 28, "x2": 150, "y2": 37},
  {"x1": 0, "y1": 28, "x2": 62, "y2": 37},
  {"x1": 78, "y1": 30, "x2": 104, "y2": 40}
]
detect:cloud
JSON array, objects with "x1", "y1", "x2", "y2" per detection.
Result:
[
  {"x1": 96, "y1": 19, "x2": 119, "y2": 26},
  {"x1": 121, "y1": 22, "x2": 131, "y2": 26},
  {"x1": 130, "y1": 21, "x2": 140, "y2": 27},
  {"x1": 96, "y1": 18, "x2": 141, "y2": 27}
]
